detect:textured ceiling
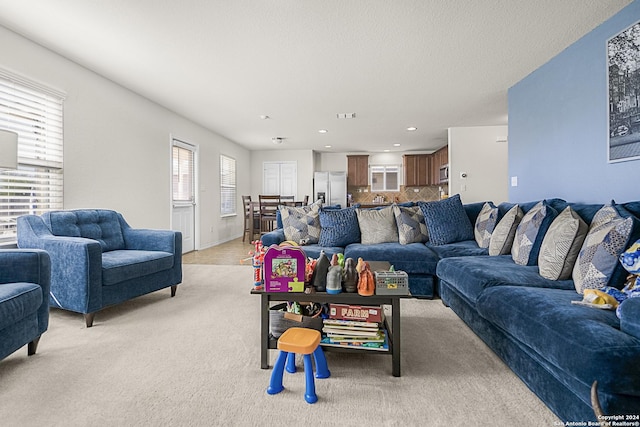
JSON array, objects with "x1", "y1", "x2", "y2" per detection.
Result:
[{"x1": 0, "y1": 0, "x2": 632, "y2": 153}]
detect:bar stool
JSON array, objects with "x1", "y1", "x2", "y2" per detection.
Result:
[{"x1": 266, "y1": 327, "x2": 330, "y2": 403}]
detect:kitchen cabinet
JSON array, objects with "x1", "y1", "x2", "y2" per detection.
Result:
[
  {"x1": 431, "y1": 145, "x2": 449, "y2": 184},
  {"x1": 403, "y1": 154, "x2": 430, "y2": 186},
  {"x1": 347, "y1": 155, "x2": 369, "y2": 187}
]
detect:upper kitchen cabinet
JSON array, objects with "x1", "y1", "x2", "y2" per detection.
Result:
[
  {"x1": 431, "y1": 145, "x2": 449, "y2": 184},
  {"x1": 347, "y1": 155, "x2": 369, "y2": 187},
  {"x1": 403, "y1": 154, "x2": 430, "y2": 186}
]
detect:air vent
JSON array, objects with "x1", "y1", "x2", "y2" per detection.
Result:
[{"x1": 336, "y1": 113, "x2": 356, "y2": 119}]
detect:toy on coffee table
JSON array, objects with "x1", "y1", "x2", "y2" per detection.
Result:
[
  {"x1": 263, "y1": 244, "x2": 306, "y2": 292},
  {"x1": 249, "y1": 240, "x2": 266, "y2": 290}
]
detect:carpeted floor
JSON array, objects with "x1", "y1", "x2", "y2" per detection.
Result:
[{"x1": 0, "y1": 265, "x2": 560, "y2": 426}]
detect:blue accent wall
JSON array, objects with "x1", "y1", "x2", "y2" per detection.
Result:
[{"x1": 508, "y1": 1, "x2": 640, "y2": 204}]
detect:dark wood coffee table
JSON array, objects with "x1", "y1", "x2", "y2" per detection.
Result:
[{"x1": 251, "y1": 289, "x2": 406, "y2": 377}]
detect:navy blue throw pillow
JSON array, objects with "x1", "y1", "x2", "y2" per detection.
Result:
[
  {"x1": 318, "y1": 207, "x2": 361, "y2": 247},
  {"x1": 419, "y1": 194, "x2": 475, "y2": 245}
]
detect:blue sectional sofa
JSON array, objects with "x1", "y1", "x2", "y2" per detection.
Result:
[
  {"x1": 17, "y1": 209, "x2": 182, "y2": 327},
  {"x1": 264, "y1": 197, "x2": 640, "y2": 422},
  {"x1": 0, "y1": 249, "x2": 50, "y2": 361}
]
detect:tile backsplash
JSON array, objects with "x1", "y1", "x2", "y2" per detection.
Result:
[{"x1": 348, "y1": 185, "x2": 448, "y2": 205}]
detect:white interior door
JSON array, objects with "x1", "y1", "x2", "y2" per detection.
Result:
[
  {"x1": 172, "y1": 139, "x2": 196, "y2": 253},
  {"x1": 262, "y1": 161, "x2": 297, "y2": 196}
]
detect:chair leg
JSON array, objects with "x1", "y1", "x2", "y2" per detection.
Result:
[
  {"x1": 286, "y1": 352, "x2": 297, "y2": 373},
  {"x1": 171, "y1": 285, "x2": 177, "y2": 297},
  {"x1": 27, "y1": 336, "x2": 41, "y2": 356},
  {"x1": 303, "y1": 354, "x2": 318, "y2": 404},
  {"x1": 267, "y1": 351, "x2": 288, "y2": 395},
  {"x1": 313, "y1": 346, "x2": 331, "y2": 379},
  {"x1": 85, "y1": 313, "x2": 95, "y2": 328}
]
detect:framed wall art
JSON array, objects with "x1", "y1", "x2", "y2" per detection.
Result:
[{"x1": 608, "y1": 19, "x2": 640, "y2": 163}]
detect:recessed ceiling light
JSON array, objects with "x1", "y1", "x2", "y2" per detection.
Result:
[
  {"x1": 325, "y1": 145, "x2": 332, "y2": 148},
  {"x1": 271, "y1": 137, "x2": 283, "y2": 144},
  {"x1": 384, "y1": 149, "x2": 390, "y2": 152},
  {"x1": 260, "y1": 115, "x2": 270, "y2": 120},
  {"x1": 318, "y1": 129, "x2": 328, "y2": 134},
  {"x1": 407, "y1": 127, "x2": 417, "y2": 131},
  {"x1": 393, "y1": 143, "x2": 401, "y2": 147}
]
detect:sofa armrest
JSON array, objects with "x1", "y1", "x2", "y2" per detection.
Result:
[
  {"x1": 17, "y1": 215, "x2": 103, "y2": 314},
  {"x1": 122, "y1": 228, "x2": 182, "y2": 254},
  {"x1": 0, "y1": 249, "x2": 51, "y2": 334},
  {"x1": 619, "y1": 297, "x2": 640, "y2": 341},
  {"x1": 261, "y1": 229, "x2": 285, "y2": 247}
]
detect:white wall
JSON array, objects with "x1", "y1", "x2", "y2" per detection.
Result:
[
  {"x1": 0, "y1": 25, "x2": 250, "y2": 249},
  {"x1": 250, "y1": 149, "x2": 314, "y2": 201},
  {"x1": 448, "y1": 125, "x2": 509, "y2": 204}
]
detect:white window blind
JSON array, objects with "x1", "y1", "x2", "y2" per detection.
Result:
[
  {"x1": 220, "y1": 155, "x2": 236, "y2": 216},
  {"x1": 0, "y1": 71, "x2": 64, "y2": 244},
  {"x1": 172, "y1": 143, "x2": 194, "y2": 203}
]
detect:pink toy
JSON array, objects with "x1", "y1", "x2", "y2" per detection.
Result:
[{"x1": 263, "y1": 245, "x2": 306, "y2": 292}]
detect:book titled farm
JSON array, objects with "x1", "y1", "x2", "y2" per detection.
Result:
[{"x1": 328, "y1": 303, "x2": 383, "y2": 323}]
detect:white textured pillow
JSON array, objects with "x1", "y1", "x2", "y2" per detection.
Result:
[
  {"x1": 538, "y1": 207, "x2": 588, "y2": 280},
  {"x1": 474, "y1": 202, "x2": 498, "y2": 248},
  {"x1": 356, "y1": 206, "x2": 399, "y2": 245},
  {"x1": 489, "y1": 205, "x2": 523, "y2": 256},
  {"x1": 280, "y1": 201, "x2": 321, "y2": 244}
]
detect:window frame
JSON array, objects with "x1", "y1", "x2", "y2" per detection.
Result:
[{"x1": 370, "y1": 164, "x2": 400, "y2": 192}]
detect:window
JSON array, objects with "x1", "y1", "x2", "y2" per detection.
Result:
[
  {"x1": 172, "y1": 141, "x2": 194, "y2": 203},
  {"x1": 370, "y1": 165, "x2": 399, "y2": 191},
  {"x1": 0, "y1": 70, "x2": 65, "y2": 244},
  {"x1": 220, "y1": 155, "x2": 236, "y2": 216}
]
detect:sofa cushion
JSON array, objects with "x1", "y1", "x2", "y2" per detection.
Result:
[
  {"x1": 619, "y1": 297, "x2": 640, "y2": 341},
  {"x1": 436, "y1": 255, "x2": 574, "y2": 304},
  {"x1": 573, "y1": 205, "x2": 634, "y2": 294},
  {"x1": 393, "y1": 205, "x2": 428, "y2": 245},
  {"x1": 476, "y1": 286, "x2": 640, "y2": 394},
  {"x1": 344, "y1": 242, "x2": 439, "y2": 275},
  {"x1": 538, "y1": 207, "x2": 589, "y2": 280},
  {"x1": 296, "y1": 245, "x2": 344, "y2": 260},
  {"x1": 43, "y1": 210, "x2": 125, "y2": 252},
  {"x1": 428, "y1": 240, "x2": 488, "y2": 259},
  {"x1": 511, "y1": 201, "x2": 557, "y2": 266},
  {"x1": 318, "y1": 207, "x2": 360, "y2": 247},
  {"x1": 474, "y1": 202, "x2": 498, "y2": 249},
  {"x1": 357, "y1": 206, "x2": 398, "y2": 244},
  {"x1": 0, "y1": 282, "x2": 42, "y2": 331},
  {"x1": 419, "y1": 194, "x2": 474, "y2": 245},
  {"x1": 279, "y1": 201, "x2": 321, "y2": 245},
  {"x1": 102, "y1": 250, "x2": 174, "y2": 286},
  {"x1": 489, "y1": 205, "x2": 523, "y2": 256}
]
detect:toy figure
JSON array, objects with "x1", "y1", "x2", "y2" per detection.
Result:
[
  {"x1": 326, "y1": 265, "x2": 343, "y2": 294},
  {"x1": 311, "y1": 251, "x2": 330, "y2": 292},
  {"x1": 356, "y1": 258, "x2": 375, "y2": 296},
  {"x1": 250, "y1": 240, "x2": 265, "y2": 290},
  {"x1": 343, "y1": 257, "x2": 358, "y2": 293}
]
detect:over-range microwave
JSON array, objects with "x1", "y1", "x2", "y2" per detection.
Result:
[{"x1": 439, "y1": 164, "x2": 449, "y2": 183}]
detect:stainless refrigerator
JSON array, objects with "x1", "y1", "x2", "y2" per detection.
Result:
[{"x1": 314, "y1": 171, "x2": 347, "y2": 207}]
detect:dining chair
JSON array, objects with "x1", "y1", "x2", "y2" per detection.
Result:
[
  {"x1": 242, "y1": 195, "x2": 260, "y2": 242},
  {"x1": 280, "y1": 195, "x2": 295, "y2": 207},
  {"x1": 259, "y1": 195, "x2": 281, "y2": 234}
]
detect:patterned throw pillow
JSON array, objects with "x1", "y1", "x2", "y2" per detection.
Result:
[
  {"x1": 318, "y1": 206, "x2": 361, "y2": 247},
  {"x1": 474, "y1": 202, "x2": 498, "y2": 248},
  {"x1": 280, "y1": 201, "x2": 321, "y2": 245},
  {"x1": 511, "y1": 201, "x2": 557, "y2": 266},
  {"x1": 356, "y1": 206, "x2": 399, "y2": 245},
  {"x1": 573, "y1": 205, "x2": 633, "y2": 294},
  {"x1": 538, "y1": 207, "x2": 588, "y2": 280},
  {"x1": 393, "y1": 205, "x2": 429, "y2": 245},
  {"x1": 489, "y1": 205, "x2": 523, "y2": 256},
  {"x1": 419, "y1": 194, "x2": 474, "y2": 245}
]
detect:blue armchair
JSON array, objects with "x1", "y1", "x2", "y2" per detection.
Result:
[
  {"x1": 17, "y1": 209, "x2": 182, "y2": 327},
  {"x1": 0, "y1": 249, "x2": 50, "y2": 360}
]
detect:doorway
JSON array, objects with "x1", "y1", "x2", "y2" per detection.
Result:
[{"x1": 171, "y1": 138, "x2": 197, "y2": 254}]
